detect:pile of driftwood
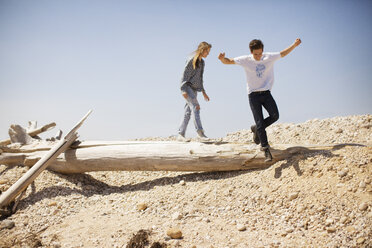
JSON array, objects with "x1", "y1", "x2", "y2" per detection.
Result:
[{"x1": 0, "y1": 110, "x2": 339, "y2": 211}]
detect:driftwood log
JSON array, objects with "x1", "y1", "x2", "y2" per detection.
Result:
[
  {"x1": 0, "y1": 111, "x2": 91, "y2": 208},
  {"x1": 0, "y1": 140, "x2": 338, "y2": 174},
  {"x1": 0, "y1": 122, "x2": 56, "y2": 146}
]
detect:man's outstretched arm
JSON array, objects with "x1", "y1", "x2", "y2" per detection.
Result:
[
  {"x1": 280, "y1": 38, "x2": 302, "y2": 58},
  {"x1": 218, "y1": 52, "x2": 235, "y2": 64}
]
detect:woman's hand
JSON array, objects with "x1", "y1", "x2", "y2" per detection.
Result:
[
  {"x1": 202, "y1": 91, "x2": 210, "y2": 102},
  {"x1": 182, "y1": 92, "x2": 188, "y2": 99}
]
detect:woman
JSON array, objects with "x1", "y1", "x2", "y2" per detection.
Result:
[{"x1": 178, "y1": 41, "x2": 211, "y2": 141}]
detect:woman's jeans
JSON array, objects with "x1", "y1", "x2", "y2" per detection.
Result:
[
  {"x1": 178, "y1": 86, "x2": 203, "y2": 136},
  {"x1": 248, "y1": 90, "x2": 279, "y2": 147}
]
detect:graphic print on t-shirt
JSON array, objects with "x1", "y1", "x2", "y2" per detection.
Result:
[{"x1": 256, "y1": 64, "x2": 266, "y2": 78}]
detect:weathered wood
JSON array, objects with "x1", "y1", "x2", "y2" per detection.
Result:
[
  {"x1": 19, "y1": 141, "x2": 333, "y2": 174},
  {"x1": 0, "y1": 111, "x2": 91, "y2": 208},
  {"x1": 0, "y1": 122, "x2": 56, "y2": 146}
]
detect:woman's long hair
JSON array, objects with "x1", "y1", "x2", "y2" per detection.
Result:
[{"x1": 192, "y1": 41, "x2": 212, "y2": 69}]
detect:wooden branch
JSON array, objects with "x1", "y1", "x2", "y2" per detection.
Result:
[
  {"x1": 0, "y1": 111, "x2": 91, "y2": 208},
  {"x1": 0, "y1": 122, "x2": 56, "y2": 146}
]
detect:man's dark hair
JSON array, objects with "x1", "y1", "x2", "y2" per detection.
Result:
[{"x1": 249, "y1": 39, "x2": 264, "y2": 52}]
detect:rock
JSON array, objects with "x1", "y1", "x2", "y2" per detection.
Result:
[
  {"x1": 266, "y1": 197, "x2": 274, "y2": 204},
  {"x1": 335, "y1": 128, "x2": 343, "y2": 134},
  {"x1": 359, "y1": 202, "x2": 368, "y2": 211},
  {"x1": 166, "y1": 227, "x2": 182, "y2": 239},
  {"x1": 289, "y1": 192, "x2": 299, "y2": 200},
  {"x1": 325, "y1": 219, "x2": 334, "y2": 226},
  {"x1": 356, "y1": 237, "x2": 365, "y2": 244},
  {"x1": 359, "y1": 181, "x2": 366, "y2": 189},
  {"x1": 179, "y1": 180, "x2": 186, "y2": 186},
  {"x1": 340, "y1": 217, "x2": 348, "y2": 224},
  {"x1": 237, "y1": 224, "x2": 246, "y2": 231},
  {"x1": 327, "y1": 227, "x2": 336, "y2": 233},
  {"x1": 0, "y1": 220, "x2": 15, "y2": 230},
  {"x1": 172, "y1": 212, "x2": 182, "y2": 220},
  {"x1": 137, "y1": 203, "x2": 148, "y2": 211},
  {"x1": 48, "y1": 201, "x2": 57, "y2": 207},
  {"x1": 338, "y1": 170, "x2": 348, "y2": 177},
  {"x1": 345, "y1": 226, "x2": 356, "y2": 233}
]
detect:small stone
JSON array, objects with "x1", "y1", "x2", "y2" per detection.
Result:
[
  {"x1": 166, "y1": 227, "x2": 182, "y2": 239},
  {"x1": 48, "y1": 201, "x2": 57, "y2": 206},
  {"x1": 172, "y1": 212, "x2": 182, "y2": 220},
  {"x1": 346, "y1": 226, "x2": 356, "y2": 233},
  {"x1": 359, "y1": 202, "x2": 368, "y2": 211},
  {"x1": 335, "y1": 128, "x2": 343, "y2": 134},
  {"x1": 0, "y1": 220, "x2": 15, "y2": 230},
  {"x1": 297, "y1": 205, "x2": 306, "y2": 212},
  {"x1": 340, "y1": 217, "x2": 348, "y2": 224},
  {"x1": 289, "y1": 192, "x2": 299, "y2": 200},
  {"x1": 179, "y1": 180, "x2": 186, "y2": 186},
  {"x1": 137, "y1": 203, "x2": 148, "y2": 211},
  {"x1": 338, "y1": 170, "x2": 347, "y2": 177},
  {"x1": 325, "y1": 219, "x2": 334, "y2": 226},
  {"x1": 202, "y1": 218, "x2": 210, "y2": 223},
  {"x1": 237, "y1": 224, "x2": 246, "y2": 231},
  {"x1": 356, "y1": 237, "x2": 365, "y2": 244},
  {"x1": 0, "y1": 179, "x2": 7, "y2": 184},
  {"x1": 327, "y1": 227, "x2": 336, "y2": 233},
  {"x1": 266, "y1": 198, "x2": 274, "y2": 204},
  {"x1": 359, "y1": 181, "x2": 366, "y2": 188}
]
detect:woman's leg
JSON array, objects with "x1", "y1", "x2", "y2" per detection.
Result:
[{"x1": 178, "y1": 104, "x2": 191, "y2": 136}]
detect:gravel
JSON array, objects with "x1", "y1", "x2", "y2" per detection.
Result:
[{"x1": 0, "y1": 114, "x2": 371, "y2": 247}]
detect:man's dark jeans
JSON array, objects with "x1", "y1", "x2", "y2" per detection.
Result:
[{"x1": 248, "y1": 90, "x2": 279, "y2": 147}]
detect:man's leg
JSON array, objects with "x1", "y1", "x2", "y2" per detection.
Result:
[
  {"x1": 262, "y1": 92, "x2": 279, "y2": 128},
  {"x1": 249, "y1": 94, "x2": 268, "y2": 147}
]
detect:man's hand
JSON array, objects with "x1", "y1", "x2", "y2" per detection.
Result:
[
  {"x1": 218, "y1": 52, "x2": 226, "y2": 61},
  {"x1": 280, "y1": 38, "x2": 302, "y2": 57},
  {"x1": 294, "y1": 38, "x2": 302, "y2": 47},
  {"x1": 218, "y1": 52, "x2": 235, "y2": 64},
  {"x1": 202, "y1": 91, "x2": 210, "y2": 102}
]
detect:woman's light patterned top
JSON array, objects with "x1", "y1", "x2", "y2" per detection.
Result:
[{"x1": 180, "y1": 57, "x2": 205, "y2": 92}]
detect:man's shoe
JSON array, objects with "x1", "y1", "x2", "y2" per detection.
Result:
[
  {"x1": 251, "y1": 125, "x2": 260, "y2": 144},
  {"x1": 262, "y1": 146, "x2": 273, "y2": 162}
]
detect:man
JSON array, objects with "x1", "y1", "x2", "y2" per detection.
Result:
[{"x1": 218, "y1": 38, "x2": 302, "y2": 162}]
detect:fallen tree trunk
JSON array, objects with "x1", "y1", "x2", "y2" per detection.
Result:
[{"x1": 0, "y1": 140, "x2": 340, "y2": 174}]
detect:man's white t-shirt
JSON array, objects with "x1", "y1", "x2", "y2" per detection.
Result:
[{"x1": 234, "y1": 52, "x2": 281, "y2": 94}]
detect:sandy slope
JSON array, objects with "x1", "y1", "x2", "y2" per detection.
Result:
[{"x1": 0, "y1": 115, "x2": 371, "y2": 248}]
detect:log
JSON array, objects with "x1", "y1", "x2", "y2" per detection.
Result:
[
  {"x1": 26, "y1": 141, "x2": 335, "y2": 174},
  {"x1": 0, "y1": 111, "x2": 91, "y2": 208},
  {"x1": 0, "y1": 122, "x2": 56, "y2": 146}
]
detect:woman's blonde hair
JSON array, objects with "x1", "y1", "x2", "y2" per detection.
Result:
[{"x1": 192, "y1": 41, "x2": 212, "y2": 69}]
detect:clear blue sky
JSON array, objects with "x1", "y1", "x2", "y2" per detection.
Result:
[{"x1": 1, "y1": 0, "x2": 371, "y2": 140}]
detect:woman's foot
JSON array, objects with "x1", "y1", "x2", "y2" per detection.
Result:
[
  {"x1": 177, "y1": 134, "x2": 187, "y2": 142},
  {"x1": 197, "y1": 130, "x2": 209, "y2": 141}
]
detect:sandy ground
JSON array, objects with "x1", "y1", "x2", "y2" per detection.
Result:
[{"x1": 0, "y1": 114, "x2": 371, "y2": 248}]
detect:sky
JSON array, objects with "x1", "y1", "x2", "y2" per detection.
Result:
[{"x1": 0, "y1": 0, "x2": 371, "y2": 141}]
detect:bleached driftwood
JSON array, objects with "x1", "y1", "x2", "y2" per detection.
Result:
[
  {"x1": 0, "y1": 140, "x2": 337, "y2": 174},
  {"x1": 0, "y1": 111, "x2": 91, "y2": 208},
  {"x1": 0, "y1": 122, "x2": 56, "y2": 146}
]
